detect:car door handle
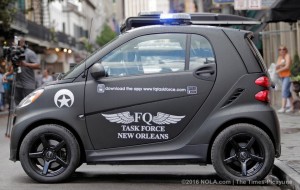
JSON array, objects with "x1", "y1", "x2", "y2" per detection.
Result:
[
  {"x1": 193, "y1": 64, "x2": 216, "y2": 81},
  {"x1": 195, "y1": 69, "x2": 215, "y2": 75}
]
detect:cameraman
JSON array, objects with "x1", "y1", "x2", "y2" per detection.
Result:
[{"x1": 3, "y1": 38, "x2": 40, "y2": 105}]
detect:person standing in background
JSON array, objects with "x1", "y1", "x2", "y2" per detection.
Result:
[
  {"x1": 276, "y1": 45, "x2": 294, "y2": 113},
  {"x1": 42, "y1": 69, "x2": 53, "y2": 84},
  {"x1": 2, "y1": 59, "x2": 12, "y2": 109},
  {"x1": 0, "y1": 69, "x2": 5, "y2": 111},
  {"x1": 3, "y1": 74, "x2": 12, "y2": 109},
  {"x1": 3, "y1": 37, "x2": 40, "y2": 105}
]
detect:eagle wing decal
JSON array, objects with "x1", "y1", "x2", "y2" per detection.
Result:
[
  {"x1": 102, "y1": 112, "x2": 134, "y2": 124},
  {"x1": 152, "y1": 112, "x2": 185, "y2": 125}
]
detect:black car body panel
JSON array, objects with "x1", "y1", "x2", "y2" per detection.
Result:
[{"x1": 10, "y1": 25, "x2": 280, "y2": 166}]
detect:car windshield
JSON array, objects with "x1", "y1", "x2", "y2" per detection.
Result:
[
  {"x1": 61, "y1": 58, "x2": 87, "y2": 80},
  {"x1": 62, "y1": 35, "x2": 121, "y2": 79}
]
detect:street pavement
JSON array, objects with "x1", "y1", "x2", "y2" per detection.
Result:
[
  {"x1": 277, "y1": 112, "x2": 300, "y2": 174},
  {"x1": 0, "y1": 114, "x2": 282, "y2": 190}
]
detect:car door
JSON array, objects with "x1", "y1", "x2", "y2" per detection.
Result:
[{"x1": 85, "y1": 33, "x2": 217, "y2": 149}]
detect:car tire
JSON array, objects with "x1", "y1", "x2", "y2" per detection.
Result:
[
  {"x1": 211, "y1": 123, "x2": 275, "y2": 182},
  {"x1": 19, "y1": 124, "x2": 80, "y2": 183}
]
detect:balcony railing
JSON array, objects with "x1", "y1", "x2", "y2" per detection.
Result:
[
  {"x1": 27, "y1": 21, "x2": 51, "y2": 42},
  {"x1": 11, "y1": 12, "x2": 28, "y2": 33},
  {"x1": 13, "y1": 13, "x2": 77, "y2": 48},
  {"x1": 56, "y1": 31, "x2": 76, "y2": 47}
]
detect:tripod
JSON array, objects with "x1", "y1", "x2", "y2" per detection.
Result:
[{"x1": 5, "y1": 70, "x2": 17, "y2": 137}]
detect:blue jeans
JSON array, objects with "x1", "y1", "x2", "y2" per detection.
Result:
[{"x1": 282, "y1": 77, "x2": 292, "y2": 98}]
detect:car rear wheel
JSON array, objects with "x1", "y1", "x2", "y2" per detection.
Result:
[
  {"x1": 19, "y1": 124, "x2": 80, "y2": 183},
  {"x1": 211, "y1": 123, "x2": 275, "y2": 182}
]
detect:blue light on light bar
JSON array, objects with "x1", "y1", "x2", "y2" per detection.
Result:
[{"x1": 160, "y1": 13, "x2": 191, "y2": 20}]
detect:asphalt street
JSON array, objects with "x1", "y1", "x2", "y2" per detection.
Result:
[{"x1": 0, "y1": 115, "x2": 281, "y2": 190}]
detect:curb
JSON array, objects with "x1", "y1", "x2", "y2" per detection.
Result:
[{"x1": 273, "y1": 159, "x2": 300, "y2": 190}]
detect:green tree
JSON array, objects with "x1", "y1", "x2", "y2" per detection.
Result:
[
  {"x1": 82, "y1": 38, "x2": 93, "y2": 53},
  {"x1": 291, "y1": 53, "x2": 300, "y2": 77},
  {"x1": 96, "y1": 24, "x2": 116, "y2": 47},
  {"x1": 0, "y1": 0, "x2": 17, "y2": 30}
]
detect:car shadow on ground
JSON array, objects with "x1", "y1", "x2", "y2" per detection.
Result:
[
  {"x1": 12, "y1": 172, "x2": 281, "y2": 190},
  {"x1": 68, "y1": 172, "x2": 277, "y2": 188}
]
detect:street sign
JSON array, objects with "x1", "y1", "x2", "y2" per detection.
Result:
[
  {"x1": 234, "y1": 0, "x2": 276, "y2": 10},
  {"x1": 234, "y1": 0, "x2": 248, "y2": 10},
  {"x1": 248, "y1": 0, "x2": 261, "y2": 10}
]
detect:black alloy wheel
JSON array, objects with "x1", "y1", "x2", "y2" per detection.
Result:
[
  {"x1": 28, "y1": 133, "x2": 69, "y2": 176},
  {"x1": 211, "y1": 123, "x2": 275, "y2": 182},
  {"x1": 222, "y1": 134, "x2": 264, "y2": 177},
  {"x1": 20, "y1": 125, "x2": 80, "y2": 183}
]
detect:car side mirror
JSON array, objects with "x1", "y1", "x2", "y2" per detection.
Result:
[{"x1": 90, "y1": 63, "x2": 106, "y2": 80}]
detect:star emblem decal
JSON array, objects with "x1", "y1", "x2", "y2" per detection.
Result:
[
  {"x1": 57, "y1": 95, "x2": 71, "y2": 108},
  {"x1": 54, "y1": 89, "x2": 74, "y2": 108}
]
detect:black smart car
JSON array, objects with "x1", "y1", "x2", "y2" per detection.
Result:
[{"x1": 10, "y1": 13, "x2": 280, "y2": 183}]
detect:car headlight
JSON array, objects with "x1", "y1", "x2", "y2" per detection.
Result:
[{"x1": 18, "y1": 89, "x2": 44, "y2": 108}]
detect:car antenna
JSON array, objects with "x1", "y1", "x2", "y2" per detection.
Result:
[{"x1": 83, "y1": 17, "x2": 93, "y2": 78}]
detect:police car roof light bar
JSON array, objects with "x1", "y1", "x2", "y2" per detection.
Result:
[
  {"x1": 120, "y1": 13, "x2": 261, "y2": 33},
  {"x1": 160, "y1": 13, "x2": 191, "y2": 20},
  {"x1": 160, "y1": 13, "x2": 192, "y2": 25}
]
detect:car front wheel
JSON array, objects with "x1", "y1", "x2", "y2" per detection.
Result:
[
  {"x1": 19, "y1": 124, "x2": 80, "y2": 183},
  {"x1": 211, "y1": 123, "x2": 275, "y2": 182}
]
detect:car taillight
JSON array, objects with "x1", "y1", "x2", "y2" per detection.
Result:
[
  {"x1": 255, "y1": 76, "x2": 269, "y2": 102},
  {"x1": 255, "y1": 90, "x2": 269, "y2": 102},
  {"x1": 255, "y1": 76, "x2": 270, "y2": 87}
]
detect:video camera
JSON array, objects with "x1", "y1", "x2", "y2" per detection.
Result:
[
  {"x1": 1, "y1": 36, "x2": 26, "y2": 71},
  {"x1": 2, "y1": 46, "x2": 25, "y2": 63}
]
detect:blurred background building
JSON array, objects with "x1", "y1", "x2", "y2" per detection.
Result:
[
  {"x1": 124, "y1": 0, "x2": 169, "y2": 17},
  {"x1": 0, "y1": 0, "x2": 120, "y2": 74}
]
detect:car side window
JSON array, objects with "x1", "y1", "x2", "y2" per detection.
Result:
[
  {"x1": 189, "y1": 34, "x2": 215, "y2": 70},
  {"x1": 101, "y1": 34, "x2": 186, "y2": 77}
]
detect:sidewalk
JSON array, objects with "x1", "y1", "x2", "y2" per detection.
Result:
[
  {"x1": 278, "y1": 112, "x2": 300, "y2": 172},
  {"x1": 273, "y1": 112, "x2": 300, "y2": 189}
]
